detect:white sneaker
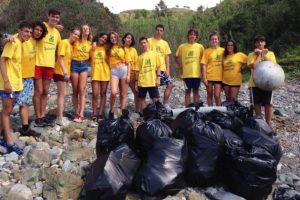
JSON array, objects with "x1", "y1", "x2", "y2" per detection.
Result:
[{"x1": 164, "y1": 104, "x2": 172, "y2": 111}]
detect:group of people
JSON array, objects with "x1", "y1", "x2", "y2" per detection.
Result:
[{"x1": 0, "y1": 8, "x2": 277, "y2": 155}]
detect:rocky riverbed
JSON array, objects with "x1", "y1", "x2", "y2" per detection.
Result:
[{"x1": 0, "y1": 78, "x2": 299, "y2": 200}]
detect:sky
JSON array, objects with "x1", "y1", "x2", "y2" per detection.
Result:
[{"x1": 98, "y1": 0, "x2": 221, "y2": 14}]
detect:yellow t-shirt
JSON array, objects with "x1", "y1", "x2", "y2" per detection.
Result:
[
  {"x1": 148, "y1": 37, "x2": 171, "y2": 72},
  {"x1": 91, "y1": 46, "x2": 110, "y2": 81},
  {"x1": 201, "y1": 47, "x2": 224, "y2": 81},
  {"x1": 137, "y1": 50, "x2": 161, "y2": 87},
  {"x1": 222, "y1": 52, "x2": 247, "y2": 85},
  {"x1": 108, "y1": 45, "x2": 131, "y2": 67},
  {"x1": 36, "y1": 22, "x2": 61, "y2": 68},
  {"x1": 72, "y1": 39, "x2": 92, "y2": 61},
  {"x1": 125, "y1": 47, "x2": 138, "y2": 71},
  {"x1": 176, "y1": 42, "x2": 204, "y2": 78},
  {"x1": 247, "y1": 51, "x2": 276, "y2": 87},
  {"x1": 0, "y1": 38, "x2": 23, "y2": 91},
  {"x1": 21, "y1": 37, "x2": 36, "y2": 78},
  {"x1": 54, "y1": 39, "x2": 72, "y2": 76}
]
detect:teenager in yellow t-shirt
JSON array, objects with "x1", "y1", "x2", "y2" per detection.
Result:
[
  {"x1": 201, "y1": 32, "x2": 224, "y2": 106},
  {"x1": 0, "y1": 22, "x2": 32, "y2": 155},
  {"x1": 122, "y1": 32, "x2": 139, "y2": 112},
  {"x1": 148, "y1": 24, "x2": 173, "y2": 110},
  {"x1": 222, "y1": 39, "x2": 247, "y2": 101},
  {"x1": 175, "y1": 29, "x2": 204, "y2": 106},
  {"x1": 106, "y1": 31, "x2": 131, "y2": 119},
  {"x1": 16, "y1": 21, "x2": 47, "y2": 136},
  {"x1": 135, "y1": 37, "x2": 161, "y2": 113},
  {"x1": 247, "y1": 35, "x2": 277, "y2": 125},
  {"x1": 90, "y1": 33, "x2": 109, "y2": 121},
  {"x1": 71, "y1": 24, "x2": 93, "y2": 123},
  {"x1": 54, "y1": 28, "x2": 80, "y2": 126},
  {"x1": 33, "y1": 9, "x2": 62, "y2": 127}
]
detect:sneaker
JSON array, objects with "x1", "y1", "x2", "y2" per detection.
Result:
[
  {"x1": 73, "y1": 115, "x2": 84, "y2": 123},
  {"x1": 42, "y1": 117, "x2": 55, "y2": 126},
  {"x1": 164, "y1": 104, "x2": 172, "y2": 111},
  {"x1": 7, "y1": 143, "x2": 23, "y2": 155},
  {"x1": 55, "y1": 119, "x2": 64, "y2": 126},
  {"x1": 20, "y1": 128, "x2": 41, "y2": 137},
  {"x1": 97, "y1": 115, "x2": 104, "y2": 122},
  {"x1": 91, "y1": 115, "x2": 97, "y2": 122},
  {"x1": 34, "y1": 118, "x2": 45, "y2": 127}
]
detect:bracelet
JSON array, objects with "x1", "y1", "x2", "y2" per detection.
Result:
[{"x1": 157, "y1": 75, "x2": 161, "y2": 77}]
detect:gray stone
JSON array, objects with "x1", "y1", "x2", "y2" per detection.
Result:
[
  {"x1": 8, "y1": 184, "x2": 33, "y2": 200},
  {"x1": 61, "y1": 146, "x2": 95, "y2": 162},
  {"x1": 22, "y1": 142, "x2": 52, "y2": 167},
  {"x1": 43, "y1": 172, "x2": 83, "y2": 200},
  {"x1": 21, "y1": 168, "x2": 40, "y2": 186},
  {"x1": 62, "y1": 160, "x2": 74, "y2": 172},
  {"x1": 5, "y1": 152, "x2": 19, "y2": 162}
]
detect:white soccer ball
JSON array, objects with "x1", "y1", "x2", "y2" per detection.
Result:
[{"x1": 253, "y1": 61, "x2": 285, "y2": 91}]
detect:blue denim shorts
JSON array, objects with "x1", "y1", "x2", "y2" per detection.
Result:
[
  {"x1": 16, "y1": 78, "x2": 34, "y2": 106},
  {"x1": 111, "y1": 65, "x2": 128, "y2": 79},
  {"x1": 0, "y1": 90, "x2": 20, "y2": 99},
  {"x1": 71, "y1": 60, "x2": 90, "y2": 73}
]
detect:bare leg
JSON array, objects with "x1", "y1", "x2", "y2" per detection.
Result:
[
  {"x1": 41, "y1": 79, "x2": 51, "y2": 117},
  {"x1": 19, "y1": 105, "x2": 29, "y2": 125},
  {"x1": 109, "y1": 76, "x2": 119, "y2": 113},
  {"x1": 56, "y1": 81, "x2": 67, "y2": 121},
  {"x1": 265, "y1": 104, "x2": 273, "y2": 124},
  {"x1": 129, "y1": 77, "x2": 138, "y2": 112},
  {"x1": 230, "y1": 86, "x2": 240, "y2": 101},
  {"x1": 214, "y1": 83, "x2": 222, "y2": 106},
  {"x1": 71, "y1": 73, "x2": 79, "y2": 115},
  {"x1": 185, "y1": 89, "x2": 191, "y2": 106},
  {"x1": 119, "y1": 78, "x2": 128, "y2": 110},
  {"x1": 192, "y1": 88, "x2": 200, "y2": 104},
  {"x1": 163, "y1": 83, "x2": 173, "y2": 105},
  {"x1": 33, "y1": 79, "x2": 43, "y2": 118},
  {"x1": 223, "y1": 85, "x2": 230, "y2": 101},
  {"x1": 99, "y1": 81, "x2": 109, "y2": 116},
  {"x1": 1, "y1": 98, "x2": 15, "y2": 145},
  {"x1": 206, "y1": 82, "x2": 213, "y2": 106},
  {"x1": 92, "y1": 81, "x2": 100, "y2": 117},
  {"x1": 78, "y1": 72, "x2": 88, "y2": 117}
]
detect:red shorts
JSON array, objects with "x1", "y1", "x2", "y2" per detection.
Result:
[
  {"x1": 35, "y1": 66, "x2": 54, "y2": 80},
  {"x1": 53, "y1": 74, "x2": 66, "y2": 82}
]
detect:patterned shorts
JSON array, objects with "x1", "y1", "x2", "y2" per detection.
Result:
[
  {"x1": 160, "y1": 72, "x2": 173, "y2": 86},
  {"x1": 16, "y1": 78, "x2": 34, "y2": 106},
  {"x1": 0, "y1": 91, "x2": 20, "y2": 99}
]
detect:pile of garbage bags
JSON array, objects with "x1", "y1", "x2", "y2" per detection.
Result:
[{"x1": 84, "y1": 101, "x2": 282, "y2": 200}]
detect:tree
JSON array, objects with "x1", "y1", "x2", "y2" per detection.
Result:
[{"x1": 155, "y1": 0, "x2": 170, "y2": 17}]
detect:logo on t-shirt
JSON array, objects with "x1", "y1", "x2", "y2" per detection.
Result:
[
  {"x1": 81, "y1": 45, "x2": 87, "y2": 52},
  {"x1": 145, "y1": 59, "x2": 151, "y2": 66},
  {"x1": 49, "y1": 35, "x2": 54, "y2": 43},
  {"x1": 155, "y1": 46, "x2": 161, "y2": 53},
  {"x1": 97, "y1": 51, "x2": 102, "y2": 58},
  {"x1": 188, "y1": 51, "x2": 194, "y2": 57}
]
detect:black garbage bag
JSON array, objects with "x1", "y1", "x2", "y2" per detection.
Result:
[
  {"x1": 134, "y1": 137, "x2": 187, "y2": 196},
  {"x1": 222, "y1": 101, "x2": 251, "y2": 122},
  {"x1": 172, "y1": 108, "x2": 206, "y2": 138},
  {"x1": 223, "y1": 145, "x2": 278, "y2": 200},
  {"x1": 206, "y1": 109, "x2": 244, "y2": 131},
  {"x1": 223, "y1": 129, "x2": 244, "y2": 149},
  {"x1": 143, "y1": 101, "x2": 172, "y2": 121},
  {"x1": 96, "y1": 109, "x2": 134, "y2": 157},
  {"x1": 244, "y1": 116, "x2": 276, "y2": 137},
  {"x1": 85, "y1": 144, "x2": 141, "y2": 200},
  {"x1": 186, "y1": 120, "x2": 224, "y2": 187},
  {"x1": 273, "y1": 184, "x2": 300, "y2": 200},
  {"x1": 135, "y1": 119, "x2": 173, "y2": 155},
  {"x1": 239, "y1": 127, "x2": 282, "y2": 162}
]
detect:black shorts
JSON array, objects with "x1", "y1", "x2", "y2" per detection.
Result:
[
  {"x1": 138, "y1": 87, "x2": 159, "y2": 99},
  {"x1": 184, "y1": 78, "x2": 201, "y2": 90},
  {"x1": 250, "y1": 87, "x2": 273, "y2": 106},
  {"x1": 208, "y1": 80, "x2": 222, "y2": 85}
]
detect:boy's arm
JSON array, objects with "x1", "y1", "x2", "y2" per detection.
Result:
[
  {"x1": 174, "y1": 55, "x2": 182, "y2": 76},
  {"x1": 0, "y1": 57, "x2": 12, "y2": 93},
  {"x1": 201, "y1": 64, "x2": 208, "y2": 86},
  {"x1": 165, "y1": 54, "x2": 170, "y2": 77}
]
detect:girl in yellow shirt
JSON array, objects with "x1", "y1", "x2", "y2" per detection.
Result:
[
  {"x1": 54, "y1": 28, "x2": 80, "y2": 126},
  {"x1": 90, "y1": 33, "x2": 109, "y2": 121},
  {"x1": 106, "y1": 31, "x2": 131, "y2": 119},
  {"x1": 71, "y1": 24, "x2": 92, "y2": 123},
  {"x1": 222, "y1": 39, "x2": 247, "y2": 101},
  {"x1": 201, "y1": 32, "x2": 224, "y2": 106},
  {"x1": 122, "y1": 32, "x2": 138, "y2": 112}
]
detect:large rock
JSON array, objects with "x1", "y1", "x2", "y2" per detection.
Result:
[
  {"x1": 61, "y1": 146, "x2": 95, "y2": 162},
  {"x1": 22, "y1": 142, "x2": 52, "y2": 167},
  {"x1": 43, "y1": 171, "x2": 83, "y2": 200},
  {"x1": 8, "y1": 184, "x2": 33, "y2": 200}
]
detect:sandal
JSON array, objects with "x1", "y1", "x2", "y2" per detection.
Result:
[{"x1": 73, "y1": 115, "x2": 84, "y2": 123}]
